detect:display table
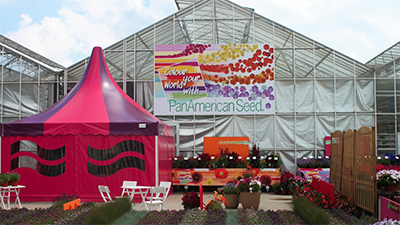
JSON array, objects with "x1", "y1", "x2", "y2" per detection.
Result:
[
  {"x1": 0, "y1": 185, "x2": 25, "y2": 210},
  {"x1": 172, "y1": 168, "x2": 280, "y2": 186},
  {"x1": 122, "y1": 186, "x2": 152, "y2": 210}
]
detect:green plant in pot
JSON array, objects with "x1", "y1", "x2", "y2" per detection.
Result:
[
  {"x1": 8, "y1": 172, "x2": 20, "y2": 186},
  {"x1": 0, "y1": 173, "x2": 10, "y2": 187},
  {"x1": 221, "y1": 181, "x2": 239, "y2": 208}
]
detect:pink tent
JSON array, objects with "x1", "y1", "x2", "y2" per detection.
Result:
[{"x1": 1, "y1": 47, "x2": 175, "y2": 201}]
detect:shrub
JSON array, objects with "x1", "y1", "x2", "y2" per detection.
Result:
[
  {"x1": 293, "y1": 196, "x2": 330, "y2": 225},
  {"x1": 85, "y1": 197, "x2": 131, "y2": 224}
]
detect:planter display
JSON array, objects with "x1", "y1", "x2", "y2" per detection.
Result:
[
  {"x1": 1, "y1": 181, "x2": 8, "y2": 187},
  {"x1": 384, "y1": 184, "x2": 400, "y2": 192},
  {"x1": 224, "y1": 194, "x2": 239, "y2": 209},
  {"x1": 239, "y1": 191, "x2": 261, "y2": 210},
  {"x1": 172, "y1": 168, "x2": 280, "y2": 186}
]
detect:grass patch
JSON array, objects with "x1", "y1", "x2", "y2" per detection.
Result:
[
  {"x1": 85, "y1": 197, "x2": 131, "y2": 224},
  {"x1": 293, "y1": 196, "x2": 330, "y2": 225}
]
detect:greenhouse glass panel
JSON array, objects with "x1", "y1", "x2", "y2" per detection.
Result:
[
  {"x1": 275, "y1": 49, "x2": 293, "y2": 78},
  {"x1": 136, "y1": 51, "x2": 154, "y2": 80},
  {"x1": 376, "y1": 79, "x2": 395, "y2": 113}
]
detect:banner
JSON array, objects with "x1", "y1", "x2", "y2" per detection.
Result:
[{"x1": 154, "y1": 44, "x2": 275, "y2": 115}]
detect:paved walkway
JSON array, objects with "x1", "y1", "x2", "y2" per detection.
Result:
[{"x1": 20, "y1": 192, "x2": 293, "y2": 211}]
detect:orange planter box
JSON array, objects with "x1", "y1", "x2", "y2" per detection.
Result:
[{"x1": 172, "y1": 168, "x2": 281, "y2": 186}]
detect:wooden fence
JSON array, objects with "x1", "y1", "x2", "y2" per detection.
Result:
[{"x1": 330, "y1": 126, "x2": 377, "y2": 217}]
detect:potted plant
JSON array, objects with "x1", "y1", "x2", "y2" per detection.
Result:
[
  {"x1": 237, "y1": 177, "x2": 261, "y2": 210},
  {"x1": 0, "y1": 173, "x2": 10, "y2": 187},
  {"x1": 260, "y1": 174, "x2": 272, "y2": 192},
  {"x1": 221, "y1": 181, "x2": 239, "y2": 208},
  {"x1": 376, "y1": 169, "x2": 400, "y2": 192},
  {"x1": 8, "y1": 172, "x2": 20, "y2": 186}
]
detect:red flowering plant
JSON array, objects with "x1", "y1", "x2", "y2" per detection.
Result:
[
  {"x1": 280, "y1": 171, "x2": 295, "y2": 192},
  {"x1": 293, "y1": 182, "x2": 358, "y2": 215},
  {"x1": 181, "y1": 191, "x2": 200, "y2": 209},
  {"x1": 260, "y1": 174, "x2": 272, "y2": 186},
  {"x1": 197, "y1": 152, "x2": 212, "y2": 168}
]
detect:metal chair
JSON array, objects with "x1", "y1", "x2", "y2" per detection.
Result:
[
  {"x1": 98, "y1": 185, "x2": 113, "y2": 203},
  {"x1": 144, "y1": 186, "x2": 166, "y2": 211},
  {"x1": 121, "y1": 181, "x2": 137, "y2": 197}
]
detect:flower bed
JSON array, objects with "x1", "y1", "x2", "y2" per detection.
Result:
[
  {"x1": 238, "y1": 208, "x2": 306, "y2": 225},
  {"x1": 136, "y1": 209, "x2": 227, "y2": 225},
  {"x1": 0, "y1": 202, "x2": 94, "y2": 225}
]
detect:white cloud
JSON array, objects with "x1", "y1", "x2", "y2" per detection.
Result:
[
  {"x1": 19, "y1": 14, "x2": 32, "y2": 27},
  {"x1": 5, "y1": 0, "x2": 400, "y2": 66}
]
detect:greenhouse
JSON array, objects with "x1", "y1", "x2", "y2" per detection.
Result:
[{"x1": 1, "y1": 0, "x2": 399, "y2": 172}]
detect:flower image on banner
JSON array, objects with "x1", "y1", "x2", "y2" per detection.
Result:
[{"x1": 154, "y1": 43, "x2": 275, "y2": 115}]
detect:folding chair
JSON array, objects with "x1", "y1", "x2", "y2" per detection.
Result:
[
  {"x1": 145, "y1": 181, "x2": 171, "y2": 209},
  {"x1": 121, "y1": 181, "x2": 137, "y2": 197},
  {"x1": 98, "y1": 185, "x2": 113, "y2": 203},
  {"x1": 144, "y1": 186, "x2": 166, "y2": 211}
]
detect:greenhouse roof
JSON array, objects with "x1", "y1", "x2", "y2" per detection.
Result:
[
  {"x1": 67, "y1": 0, "x2": 373, "y2": 81},
  {"x1": 366, "y1": 41, "x2": 400, "y2": 67},
  {"x1": 0, "y1": 34, "x2": 65, "y2": 82}
]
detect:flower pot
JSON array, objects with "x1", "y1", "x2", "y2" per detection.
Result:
[
  {"x1": 239, "y1": 192, "x2": 261, "y2": 210},
  {"x1": 9, "y1": 180, "x2": 18, "y2": 186},
  {"x1": 1, "y1": 181, "x2": 8, "y2": 187},
  {"x1": 224, "y1": 194, "x2": 239, "y2": 209},
  {"x1": 385, "y1": 184, "x2": 400, "y2": 192}
]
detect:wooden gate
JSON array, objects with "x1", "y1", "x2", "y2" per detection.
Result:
[{"x1": 330, "y1": 126, "x2": 377, "y2": 217}]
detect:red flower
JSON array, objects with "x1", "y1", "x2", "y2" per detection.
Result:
[{"x1": 215, "y1": 169, "x2": 229, "y2": 179}]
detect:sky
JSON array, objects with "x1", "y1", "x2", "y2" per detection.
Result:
[{"x1": 0, "y1": 0, "x2": 399, "y2": 67}]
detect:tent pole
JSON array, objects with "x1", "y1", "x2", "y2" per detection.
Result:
[{"x1": 155, "y1": 136, "x2": 159, "y2": 186}]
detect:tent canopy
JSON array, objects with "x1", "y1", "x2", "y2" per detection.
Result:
[{"x1": 2, "y1": 47, "x2": 171, "y2": 137}]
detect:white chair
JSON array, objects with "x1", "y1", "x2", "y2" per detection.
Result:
[
  {"x1": 98, "y1": 185, "x2": 113, "y2": 203},
  {"x1": 145, "y1": 181, "x2": 171, "y2": 209},
  {"x1": 121, "y1": 181, "x2": 137, "y2": 197},
  {"x1": 144, "y1": 186, "x2": 166, "y2": 211}
]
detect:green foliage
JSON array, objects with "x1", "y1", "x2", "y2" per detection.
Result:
[
  {"x1": 85, "y1": 197, "x2": 131, "y2": 224},
  {"x1": 0, "y1": 173, "x2": 10, "y2": 183},
  {"x1": 8, "y1": 172, "x2": 20, "y2": 181},
  {"x1": 270, "y1": 182, "x2": 281, "y2": 193},
  {"x1": 205, "y1": 200, "x2": 223, "y2": 211},
  {"x1": 292, "y1": 196, "x2": 330, "y2": 225},
  {"x1": 222, "y1": 182, "x2": 238, "y2": 194}
]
